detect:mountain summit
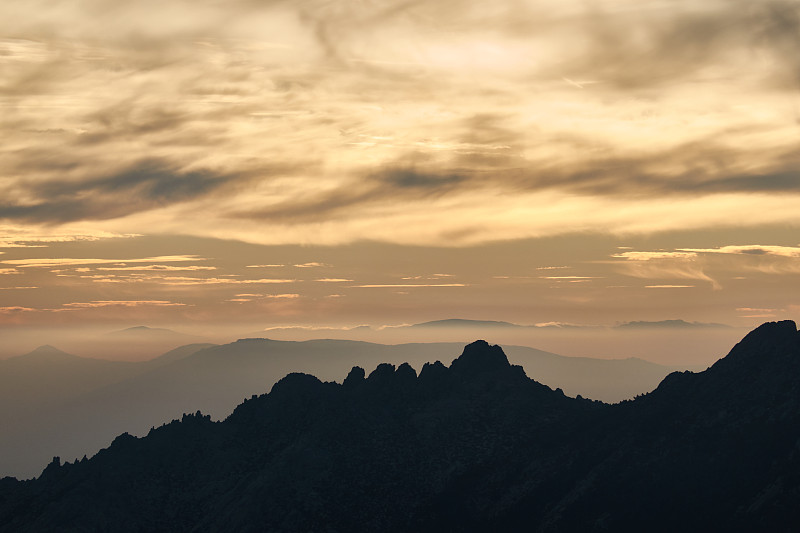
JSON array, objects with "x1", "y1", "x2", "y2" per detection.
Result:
[
  {"x1": 10, "y1": 345, "x2": 77, "y2": 362},
  {"x1": 1, "y1": 321, "x2": 799, "y2": 532},
  {"x1": 450, "y1": 339, "x2": 511, "y2": 373}
]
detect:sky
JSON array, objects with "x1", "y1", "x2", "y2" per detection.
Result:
[{"x1": 1, "y1": 0, "x2": 799, "y2": 361}]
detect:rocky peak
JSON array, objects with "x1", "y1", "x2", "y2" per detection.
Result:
[
  {"x1": 343, "y1": 366, "x2": 366, "y2": 387},
  {"x1": 714, "y1": 320, "x2": 799, "y2": 371},
  {"x1": 450, "y1": 340, "x2": 511, "y2": 377}
]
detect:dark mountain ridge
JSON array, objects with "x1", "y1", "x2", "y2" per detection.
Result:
[
  {"x1": 0, "y1": 338, "x2": 685, "y2": 480},
  {"x1": 1, "y1": 321, "x2": 799, "y2": 532}
]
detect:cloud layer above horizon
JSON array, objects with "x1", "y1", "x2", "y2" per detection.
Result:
[{"x1": 2, "y1": 0, "x2": 799, "y2": 245}]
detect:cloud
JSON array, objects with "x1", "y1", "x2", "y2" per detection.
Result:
[
  {"x1": 54, "y1": 273, "x2": 297, "y2": 285},
  {"x1": 680, "y1": 245, "x2": 800, "y2": 257},
  {"x1": 0, "y1": 268, "x2": 18, "y2": 275},
  {"x1": 246, "y1": 264, "x2": 285, "y2": 268},
  {"x1": 0, "y1": 160, "x2": 240, "y2": 224},
  {"x1": 644, "y1": 285, "x2": 695, "y2": 289},
  {"x1": 155, "y1": 277, "x2": 296, "y2": 285},
  {"x1": 541, "y1": 276, "x2": 601, "y2": 280},
  {"x1": 614, "y1": 243, "x2": 800, "y2": 288},
  {"x1": 353, "y1": 283, "x2": 466, "y2": 288},
  {"x1": 0, "y1": 232, "x2": 136, "y2": 248},
  {"x1": 613, "y1": 253, "x2": 719, "y2": 289},
  {"x1": 293, "y1": 262, "x2": 331, "y2": 268},
  {"x1": 486, "y1": 141, "x2": 800, "y2": 198},
  {"x1": 315, "y1": 278, "x2": 353, "y2": 282},
  {"x1": 58, "y1": 300, "x2": 185, "y2": 309},
  {"x1": 96, "y1": 265, "x2": 216, "y2": 271},
  {"x1": 2, "y1": 0, "x2": 800, "y2": 247},
  {"x1": 2, "y1": 255, "x2": 205, "y2": 268},
  {"x1": 226, "y1": 293, "x2": 299, "y2": 302},
  {"x1": 232, "y1": 167, "x2": 466, "y2": 224},
  {"x1": 0, "y1": 306, "x2": 36, "y2": 313},
  {"x1": 736, "y1": 306, "x2": 777, "y2": 318},
  {"x1": 613, "y1": 251, "x2": 699, "y2": 261},
  {"x1": 377, "y1": 168, "x2": 464, "y2": 189},
  {"x1": 540, "y1": 0, "x2": 800, "y2": 91}
]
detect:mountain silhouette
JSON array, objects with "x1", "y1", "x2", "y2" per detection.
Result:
[
  {"x1": 0, "y1": 338, "x2": 683, "y2": 479},
  {"x1": 105, "y1": 325, "x2": 204, "y2": 340},
  {"x1": 409, "y1": 318, "x2": 525, "y2": 328},
  {"x1": 1, "y1": 322, "x2": 798, "y2": 531},
  {"x1": 616, "y1": 318, "x2": 732, "y2": 329},
  {"x1": 7, "y1": 344, "x2": 78, "y2": 362}
]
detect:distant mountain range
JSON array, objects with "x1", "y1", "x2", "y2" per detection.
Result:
[
  {"x1": 615, "y1": 319, "x2": 732, "y2": 329},
  {"x1": 105, "y1": 325, "x2": 205, "y2": 340},
  {"x1": 407, "y1": 318, "x2": 526, "y2": 328},
  {"x1": 258, "y1": 317, "x2": 733, "y2": 333},
  {"x1": 1, "y1": 321, "x2": 798, "y2": 531},
  {"x1": 405, "y1": 318, "x2": 732, "y2": 329},
  {"x1": 0, "y1": 338, "x2": 689, "y2": 479}
]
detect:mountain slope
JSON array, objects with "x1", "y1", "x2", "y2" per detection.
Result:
[
  {"x1": 1, "y1": 321, "x2": 799, "y2": 531},
  {"x1": 0, "y1": 343, "x2": 213, "y2": 479},
  {"x1": 0, "y1": 346, "x2": 138, "y2": 420},
  {"x1": 0, "y1": 338, "x2": 681, "y2": 479}
]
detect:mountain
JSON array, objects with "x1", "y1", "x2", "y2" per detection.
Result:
[
  {"x1": 616, "y1": 319, "x2": 732, "y2": 329},
  {"x1": 105, "y1": 325, "x2": 204, "y2": 340},
  {"x1": 1, "y1": 321, "x2": 798, "y2": 531},
  {"x1": 27, "y1": 326, "x2": 210, "y2": 362},
  {"x1": 408, "y1": 318, "x2": 524, "y2": 328},
  {"x1": 0, "y1": 338, "x2": 683, "y2": 479},
  {"x1": 0, "y1": 345, "x2": 138, "y2": 419},
  {"x1": 0, "y1": 342, "x2": 214, "y2": 479},
  {"x1": 407, "y1": 318, "x2": 733, "y2": 330},
  {"x1": 142, "y1": 342, "x2": 219, "y2": 367}
]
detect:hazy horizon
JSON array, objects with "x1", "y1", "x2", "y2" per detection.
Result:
[{"x1": 0, "y1": 315, "x2": 749, "y2": 366}]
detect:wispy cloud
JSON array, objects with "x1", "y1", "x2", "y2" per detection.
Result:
[
  {"x1": 293, "y1": 262, "x2": 332, "y2": 268},
  {"x1": 615, "y1": 244, "x2": 800, "y2": 287},
  {"x1": 612, "y1": 249, "x2": 718, "y2": 288},
  {"x1": 0, "y1": 306, "x2": 36, "y2": 313},
  {"x1": 0, "y1": 159, "x2": 244, "y2": 224},
  {"x1": 156, "y1": 277, "x2": 296, "y2": 285},
  {"x1": 353, "y1": 283, "x2": 467, "y2": 288},
  {"x1": 96, "y1": 265, "x2": 216, "y2": 271},
  {"x1": 680, "y1": 245, "x2": 800, "y2": 257},
  {"x1": 0, "y1": 232, "x2": 137, "y2": 248},
  {"x1": 736, "y1": 307, "x2": 777, "y2": 318},
  {"x1": 541, "y1": 276, "x2": 602, "y2": 280},
  {"x1": 613, "y1": 251, "x2": 698, "y2": 261},
  {"x1": 1, "y1": 0, "x2": 797, "y2": 247},
  {"x1": 226, "y1": 294, "x2": 299, "y2": 302},
  {"x1": 58, "y1": 300, "x2": 186, "y2": 309},
  {"x1": 402, "y1": 274, "x2": 455, "y2": 280},
  {"x1": 2, "y1": 255, "x2": 205, "y2": 268}
]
